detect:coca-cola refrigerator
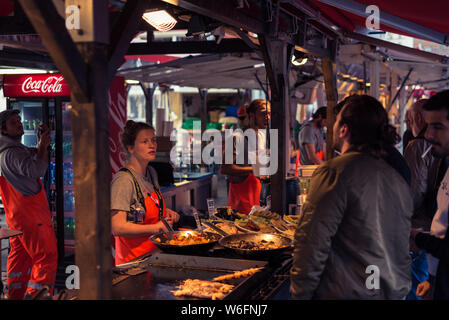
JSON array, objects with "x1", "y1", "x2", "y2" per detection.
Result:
[{"x1": 2, "y1": 73, "x2": 127, "y2": 262}]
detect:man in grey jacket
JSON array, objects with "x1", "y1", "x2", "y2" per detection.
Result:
[
  {"x1": 290, "y1": 95, "x2": 413, "y2": 299},
  {"x1": 404, "y1": 99, "x2": 441, "y2": 229}
]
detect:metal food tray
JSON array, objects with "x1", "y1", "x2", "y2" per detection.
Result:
[{"x1": 111, "y1": 253, "x2": 269, "y2": 300}]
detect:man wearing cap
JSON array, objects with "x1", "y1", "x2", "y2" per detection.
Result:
[
  {"x1": 0, "y1": 110, "x2": 57, "y2": 299},
  {"x1": 237, "y1": 105, "x2": 249, "y2": 130},
  {"x1": 221, "y1": 99, "x2": 270, "y2": 214},
  {"x1": 298, "y1": 107, "x2": 327, "y2": 165}
]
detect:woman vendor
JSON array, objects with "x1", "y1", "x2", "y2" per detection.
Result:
[{"x1": 111, "y1": 120, "x2": 180, "y2": 265}]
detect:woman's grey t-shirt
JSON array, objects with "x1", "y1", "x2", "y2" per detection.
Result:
[{"x1": 110, "y1": 166, "x2": 160, "y2": 213}]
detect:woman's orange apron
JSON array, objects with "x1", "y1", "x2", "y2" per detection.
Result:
[
  {"x1": 228, "y1": 173, "x2": 261, "y2": 215},
  {"x1": 114, "y1": 190, "x2": 167, "y2": 265}
]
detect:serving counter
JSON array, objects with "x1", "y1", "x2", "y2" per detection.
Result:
[{"x1": 161, "y1": 172, "x2": 214, "y2": 212}]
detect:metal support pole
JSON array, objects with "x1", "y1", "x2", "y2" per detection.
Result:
[
  {"x1": 199, "y1": 88, "x2": 208, "y2": 167},
  {"x1": 322, "y1": 57, "x2": 338, "y2": 161},
  {"x1": 140, "y1": 82, "x2": 157, "y2": 127},
  {"x1": 388, "y1": 68, "x2": 413, "y2": 113}
]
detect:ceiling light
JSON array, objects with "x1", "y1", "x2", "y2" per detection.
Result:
[
  {"x1": 0, "y1": 68, "x2": 51, "y2": 74},
  {"x1": 291, "y1": 56, "x2": 308, "y2": 66},
  {"x1": 142, "y1": 10, "x2": 177, "y2": 32}
]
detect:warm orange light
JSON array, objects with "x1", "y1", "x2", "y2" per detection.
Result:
[{"x1": 142, "y1": 10, "x2": 177, "y2": 32}]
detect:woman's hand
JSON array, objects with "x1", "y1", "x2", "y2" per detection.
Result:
[
  {"x1": 166, "y1": 208, "x2": 180, "y2": 223},
  {"x1": 155, "y1": 220, "x2": 172, "y2": 233}
]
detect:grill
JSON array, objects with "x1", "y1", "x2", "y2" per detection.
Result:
[{"x1": 111, "y1": 248, "x2": 293, "y2": 300}]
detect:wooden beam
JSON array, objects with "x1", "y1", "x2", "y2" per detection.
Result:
[
  {"x1": 127, "y1": 39, "x2": 254, "y2": 55},
  {"x1": 0, "y1": 16, "x2": 36, "y2": 35},
  {"x1": 108, "y1": 0, "x2": 151, "y2": 86},
  {"x1": 0, "y1": 49, "x2": 56, "y2": 70},
  {"x1": 344, "y1": 30, "x2": 449, "y2": 65},
  {"x1": 18, "y1": 0, "x2": 88, "y2": 103},
  {"x1": 322, "y1": 56, "x2": 338, "y2": 161},
  {"x1": 161, "y1": 0, "x2": 265, "y2": 34},
  {"x1": 258, "y1": 33, "x2": 280, "y2": 101}
]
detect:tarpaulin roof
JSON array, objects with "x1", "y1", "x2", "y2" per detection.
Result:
[
  {"x1": 118, "y1": 53, "x2": 268, "y2": 90},
  {"x1": 309, "y1": 0, "x2": 449, "y2": 43}
]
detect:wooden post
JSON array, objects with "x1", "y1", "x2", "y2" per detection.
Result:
[
  {"x1": 71, "y1": 42, "x2": 112, "y2": 300},
  {"x1": 19, "y1": 0, "x2": 147, "y2": 299},
  {"x1": 322, "y1": 57, "x2": 338, "y2": 161},
  {"x1": 259, "y1": 35, "x2": 291, "y2": 214}
]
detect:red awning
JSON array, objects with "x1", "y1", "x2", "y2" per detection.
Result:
[
  {"x1": 308, "y1": 0, "x2": 449, "y2": 41},
  {"x1": 0, "y1": 0, "x2": 14, "y2": 17},
  {"x1": 124, "y1": 55, "x2": 180, "y2": 64}
]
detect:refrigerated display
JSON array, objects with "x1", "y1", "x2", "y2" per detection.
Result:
[
  {"x1": 3, "y1": 73, "x2": 127, "y2": 261},
  {"x1": 7, "y1": 98, "x2": 75, "y2": 253}
]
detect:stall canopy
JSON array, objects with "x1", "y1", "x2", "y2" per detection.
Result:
[
  {"x1": 118, "y1": 52, "x2": 268, "y2": 90},
  {"x1": 309, "y1": 0, "x2": 449, "y2": 44}
]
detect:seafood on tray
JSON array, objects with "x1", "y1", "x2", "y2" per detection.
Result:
[
  {"x1": 155, "y1": 231, "x2": 213, "y2": 246},
  {"x1": 212, "y1": 267, "x2": 263, "y2": 282},
  {"x1": 202, "y1": 220, "x2": 239, "y2": 235},
  {"x1": 227, "y1": 239, "x2": 279, "y2": 250},
  {"x1": 283, "y1": 215, "x2": 300, "y2": 225},
  {"x1": 235, "y1": 215, "x2": 277, "y2": 233},
  {"x1": 250, "y1": 209, "x2": 282, "y2": 220},
  {"x1": 213, "y1": 206, "x2": 246, "y2": 222},
  {"x1": 171, "y1": 279, "x2": 234, "y2": 300},
  {"x1": 270, "y1": 219, "x2": 296, "y2": 238}
]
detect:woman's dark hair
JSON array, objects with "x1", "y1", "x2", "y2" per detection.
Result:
[
  {"x1": 120, "y1": 120, "x2": 155, "y2": 153},
  {"x1": 336, "y1": 94, "x2": 399, "y2": 158}
]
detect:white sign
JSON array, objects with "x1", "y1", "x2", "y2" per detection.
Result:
[
  {"x1": 65, "y1": 265, "x2": 80, "y2": 290},
  {"x1": 365, "y1": 5, "x2": 380, "y2": 30},
  {"x1": 66, "y1": 5, "x2": 80, "y2": 31},
  {"x1": 21, "y1": 76, "x2": 64, "y2": 94},
  {"x1": 365, "y1": 265, "x2": 380, "y2": 290}
]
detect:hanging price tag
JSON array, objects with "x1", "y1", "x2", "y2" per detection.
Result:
[
  {"x1": 206, "y1": 198, "x2": 215, "y2": 218},
  {"x1": 192, "y1": 208, "x2": 202, "y2": 232}
]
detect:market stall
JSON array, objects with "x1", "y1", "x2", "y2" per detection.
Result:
[
  {"x1": 1, "y1": 0, "x2": 449, "y2": 301},
  {"x1": 64, "y1": 207, "x2": 298, "y2": 300}
]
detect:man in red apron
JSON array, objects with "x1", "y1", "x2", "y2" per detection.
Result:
[
  {"x1": 0, "y1": 110, "x2": 57, "y2": 299},
  {"x1": 221, "y1": 100, "x2": 271, "y2": 214}
]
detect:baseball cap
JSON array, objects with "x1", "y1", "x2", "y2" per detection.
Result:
[
  {"x1": 237, "y1": 106, "x2": 248, "y2": 118},
  {"x1": 0, "y1": 109, "x2": 20, "y2": 126}
]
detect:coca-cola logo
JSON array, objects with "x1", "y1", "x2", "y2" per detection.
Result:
[{"x1": 21, "y1": 76, "x2": 64, "y2": 94}]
